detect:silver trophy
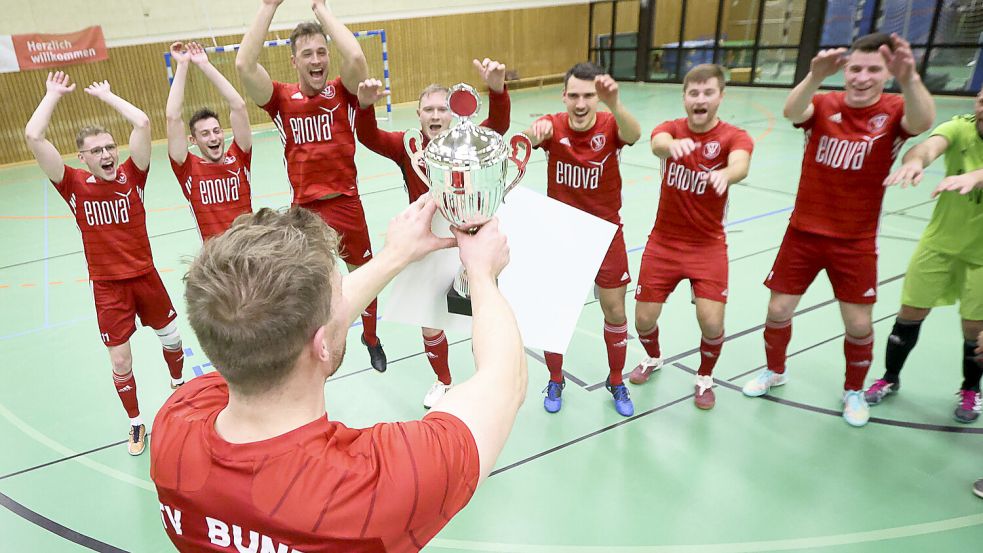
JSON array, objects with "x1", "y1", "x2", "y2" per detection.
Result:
[{"x1": 403, "y1": 83, "x2": 532, "y2": 315}]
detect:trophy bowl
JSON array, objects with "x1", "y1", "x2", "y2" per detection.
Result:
[{"x1": 403, "y1": 83, "x2": 531, "y2": 314}]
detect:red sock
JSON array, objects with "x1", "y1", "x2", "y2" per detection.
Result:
[
  {"x1": 113, "y1": 371, "x2": 140, "y2": 419},
  {"x1": 844, "y1": 332, "x2": 874, "y2": 391},
  {"x1": 423, "y1": 331, "x2": 451, "y2": 385},
  {"x1": 544, "y1": 352, "x2": 564, "y2": 383},
  {"x1": 638, "y1": 326, "x2": 661, "y2": 358},
  {"x1": 361, "y1": 298, "x2": 379, "y2": 346},
  {"x1": 163, "y1": 347, "x2": 184, "y2": 380},
  {"x1": 699, "y1": 333, "x2": 724, "y2": 376},
  {"x1": 764, "y1": 319, "x2": 792, "y2": 374},
  {"x1": 604, "y1": 320, "x2": 628, "y2": 386}
]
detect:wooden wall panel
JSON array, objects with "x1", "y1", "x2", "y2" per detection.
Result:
[{"x1": 0, "y1": 4, "x2": 589, "y2": 165}]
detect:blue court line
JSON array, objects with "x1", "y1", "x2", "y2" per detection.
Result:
[{"x1": 626, "y1": 205, "x2": 793, "y2": 254}]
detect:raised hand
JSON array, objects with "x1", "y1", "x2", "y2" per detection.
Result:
[
  {"x1": 883, "y1": 161, "x2": 924, "y2": 188},
  {"x1": 45, "y1": 71, "x2": 76, "y2": 97},
  {"x1": 529, "y1": 118, "x2": 553, "y2": 142},
  {"x1": 170, "y1": 42, "x2": 190, "y2": 64},
  {"x1": 595, "y1": 74, "x2": 620, "y2": 107},
  {"x1": 187, "y1": 41, "x2": 209, "y2": 66},
  {"x1": 881, "y1": 33, "x2": 916, "y2": 86},
  {"x1": 708, "y1": 170, "x2": 729, "y2": 196},
  {"x1": 810, "y1": 48, "x2": 847, "y2": 80},
  {"x1": 452, "y1": 218, "x2": 510, "y2": 281},
  {"x1": 84, "y1": 80, "x2": 112, "y2": 100},
  {"x1": 356, "y1": 78, "x2": 389, "y2": 108},
  {"x1": 473, "y1": 58, "x2": 506, "y2": 92},
  {"x1": 932, "y1": 174, "x2": 980, "y2": 198},
  {"x1": 669, "y1": 138, "x2": 698, "y2": 160}
]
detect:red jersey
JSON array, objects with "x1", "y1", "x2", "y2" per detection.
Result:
[
  {"x1": 792, "y1": 91, "x2": 912, "y2": 239},
  {"x1": 356, "y1": 88, "x2": 512, "y2": 203},
  {"x1": 262, "y1": 78, "x2": 358, "y2": 205},
  {"x1": 536, "y1": 111, "x2": 629, "y2": 224},
  {"x1": 151, "y1": 372, "x2": 480, "y2": 553},
  {"x1": 170, "y1": 141, "x2": 253, "y2": 240},
  {"x1": 651, "y1": 119, "x2": 754, "y2": 244},
  {"x1": 52, "y1": 158, "x2": 154, "y2": 281}
]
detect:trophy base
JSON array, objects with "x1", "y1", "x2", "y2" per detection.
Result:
[{"x1": 447, "y1": 286, "x2": 473, "y2": 317}]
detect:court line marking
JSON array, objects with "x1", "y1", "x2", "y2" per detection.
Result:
[
  {"x1": 428, "y1": 512, "x2": 983, "y2": 552},
  {"x1": 0, "y1": 491, "x2": 126, "y2": 553}
]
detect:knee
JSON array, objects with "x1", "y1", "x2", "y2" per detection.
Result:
[
  {"x1": 701, "y1": 321, "x2": 725, "y2": 339},
  {"x1": 844, "y1": 316, "x2": 873, "y2": 338},
  {"x1": 767, "y1": 300, "x2": 794, "y2": 323},
  {"x1": 155, "y1": 320, "x2": 182, "y2": 350},
  {"x1": 635, "y1": 309, "x2": 658, "y2": 333},
  {"x1": 110, "y1": 351, "x2": 132, "y2": 375}
]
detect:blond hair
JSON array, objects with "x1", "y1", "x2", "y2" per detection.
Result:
[
  {"x1": 75, "y1": 125, "x2": 111, "y2": 149},
  {"x1": 184, "y1": 207, "x2": 340, "y2": 395},
  {"x1": 418, "y1": 84, "x2": 449, "y2": 106},
  {"x1": 683, "y1": 64, "x2": 726, "y2": 92}
]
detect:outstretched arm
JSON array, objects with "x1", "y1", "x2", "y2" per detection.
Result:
[
  {"x1": 431, "y1": 220, "x2": 525, "y2": 485},
  {"x1": 165, "y1": 42, "x2": 191, "y2": 164},
  {"x1": 354, "y1": 79, "x2": 403, "y2": 160},
  {"x1": 933, "y1": 166, "x2": 983, "y2": 197},
  {"x1": 883, "y1": 134, "x2": 948, "y2": 188},
  {"x1": 474, "y1": 58, "x2": 511, "y2": 135},
  {"x1": 881, "y1": 34, "x2": 935, "y2": 135},
  {"x1": 189, "y1": 42, "x2": 252, "y2": 152},
  {"x1": 595, "y1": 75, "x2": 640, "y2": 144},
  {"x1": 235, "y1": 0, "x2": 282, "y2": 106},
  {"x1": 84, "y1": 81, "x2": 151, "y2": 171},
  {"x1": 24, "y1": 71, "x2": 73, "y2": 183},
  {"x1": 311, "y1": 0, "x2": 368, "y2": 94},
  {"x1": 522, "y1": 118, "x2": 552, "y2": 148},
  {"x1": 783, "y1": 48, "x2": 846, "y2": 124}
]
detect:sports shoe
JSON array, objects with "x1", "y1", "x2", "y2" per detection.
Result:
[
  {"x1": 361, "y1": 336, "x2": 387, "y2": 372},
  {"x1": 742, "y1": 369, "x2": 787, "y2": 397},
  {"x1": 973, "y1": 478, "x2": 983, "y2": 499},
  {"x1": 606, "y1": 377, "x2": 634, "y2": 417},
  {"x1": 694, "y1": 375, "x2": 715, "y2": 410},
  {"x1": 954, "y1": 389, "x2": 982, "y2": 424},
  {"x1": 128, "y1": 424, "x2": 147, "y2": 456},
  {"x1": 863, "y1": 378, "x2": 899, "y2": 405},
  {"x1": 628, "y1": 356, "x2": 663, "y2": 385},
  {"x1": 543, "y1": 379, "x2": 564, "y2": 413},
  {"x1": 423, "y1": 381, "x2": 451, "y2": 409},
  {"x1": 842, "y1": 390, "x2": 870, "y2": 427}
]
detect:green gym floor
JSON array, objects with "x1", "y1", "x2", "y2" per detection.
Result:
[{"x1": 1, "y1": 83, "x2": 980, "y2": 552}]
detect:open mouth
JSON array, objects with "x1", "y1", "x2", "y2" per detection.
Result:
[
  {"x1": 428, "y1": 124, "x2": 443, "y2": 134},
  {"x1": 207, "y1": 143, "x2": 223, "y2": 156},
  {"x1": 309, "y1": 68, "x2": 324, "y2": 79},
  {"x1": 100, "y1": 162, "x2": 114, "y2": 172},
  {"x1": 574, "y1": 110, "x2": 589, "y2": 118},
  {"x1": 693, "y1": 107, "x2": 708, "y2": 116}
]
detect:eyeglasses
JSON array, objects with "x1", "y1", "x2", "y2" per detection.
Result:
[{"x1": 79, "y1": 144, "x2": 117, "y2": 156}]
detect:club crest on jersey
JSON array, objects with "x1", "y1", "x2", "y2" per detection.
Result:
[
  {"x1": 868, "y1": 113, "x2": 888, "y2": 132},
  {"x1": 590, "y1": 134, "x2": 606, "y2": 152},
  {"x1": 703, "y1": 141, "x2": 721, "y2": 160},
  {"x1": 320, "y1": 85, "x2": 336, "y2": 100},
  {"x1": 116, "y1": 171, "x2": 127, "y2": 184}
]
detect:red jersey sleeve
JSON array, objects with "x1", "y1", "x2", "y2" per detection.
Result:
[
  {"x1": 169, "y1": 153, "x2": 194, "y2": 202},
  {"x1": 730, "y1": 128, "x2": 754, "y2": 154},
  {"x1": 355, "y1": 104, "x2": 408, "y2": 161},
  {"x1": 261, "y1": 81, "x2": 285, "y2": 114},
  {"x1": 793, "y1": 93, "x2": 828, "y2": 130},
  {"x1": 652, "y1": 119, "x2": 679, "y2": 139},
  {"x1": 360, "y1": 412, "x2": 479, "y2": 541},
  {"x1": 479, "y1": 87, "x2": 511, "y2": 135},
  {"x1": 51, "y1": 165, "x2": 80, "y2": 201}
]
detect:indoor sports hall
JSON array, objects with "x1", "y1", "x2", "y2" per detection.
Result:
[{"x1": 1, "y1": 0, "x2": 981, "y2": 551}]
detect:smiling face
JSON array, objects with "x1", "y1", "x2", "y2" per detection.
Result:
[
  {"x1": 190, "y1": 117, "x2": 226, "y2": 163},
  {"x1": 78, "y1": 133, "x2": 119, "y2": 181},
  {"x1": 843, "y1": 50, "x2": 889, "y2": 108},
  {"x1": 291, "y1": 33, "x2": 330, "y2": 96},
  {"x1": 563, "y1": 76, "x2": 600, "y2": 132},
  {"x1": 417, "y1": 89, "x2": 452, "y2": 140},
  {"x1": 683, "y1": 78, "x2": 723, "y2": 132}
]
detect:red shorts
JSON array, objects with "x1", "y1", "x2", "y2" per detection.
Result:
[
  {"x1": 765, "y1": 226, "x2": 878, "y2": 304},
  {"x1": 302, "y1": 194, "x2": 374, "y2": 266},
  {"x1": 92, "y1": 270, "x2": 177, "y2": 347},
  {"x1": 595, "y1": 226, "x2": 632, "y2": 289},
  {"x1": 635, "y1": 237, "x2": 728, "y2": 303}
]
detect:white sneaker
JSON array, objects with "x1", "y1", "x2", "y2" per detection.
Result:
[
  {"x1": 842, "y1": 390, "x2": 870, "y2": 427},
  {"x1": 742, "y1": 369, "x2": 787, "y2": 397},
  {"x1": 423, "y1": 381, "x2": 451, "y2": 409}
]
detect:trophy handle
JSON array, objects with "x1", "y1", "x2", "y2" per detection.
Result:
[
  {"x1": 402, "y1": 129, "x2": 431, "y2": 188},
  {"x1": 504, "y1": 133, "x2": 533, "y2": 194}
]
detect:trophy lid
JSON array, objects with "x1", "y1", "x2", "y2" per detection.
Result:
[{"x1": 423, "y1": 83, "x2": 508, "y2": 170}]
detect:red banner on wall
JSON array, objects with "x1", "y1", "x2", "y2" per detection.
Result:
[{"x1": 0, "y1": 26, "x2": 108, "y2": 73}]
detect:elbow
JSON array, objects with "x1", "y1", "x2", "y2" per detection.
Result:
[
  {"x1": 24, "y1": 129, "x2": 42, "y2": 144},
  {"x1": 234, "y1": 56, "x2": 252, "y2": 75},
  {"x1": 229, "y1": 98, "x2": 247, "y2": 112},
  {"x1": 133, "y1": 115, "x2": 151, "y2": 130}
]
